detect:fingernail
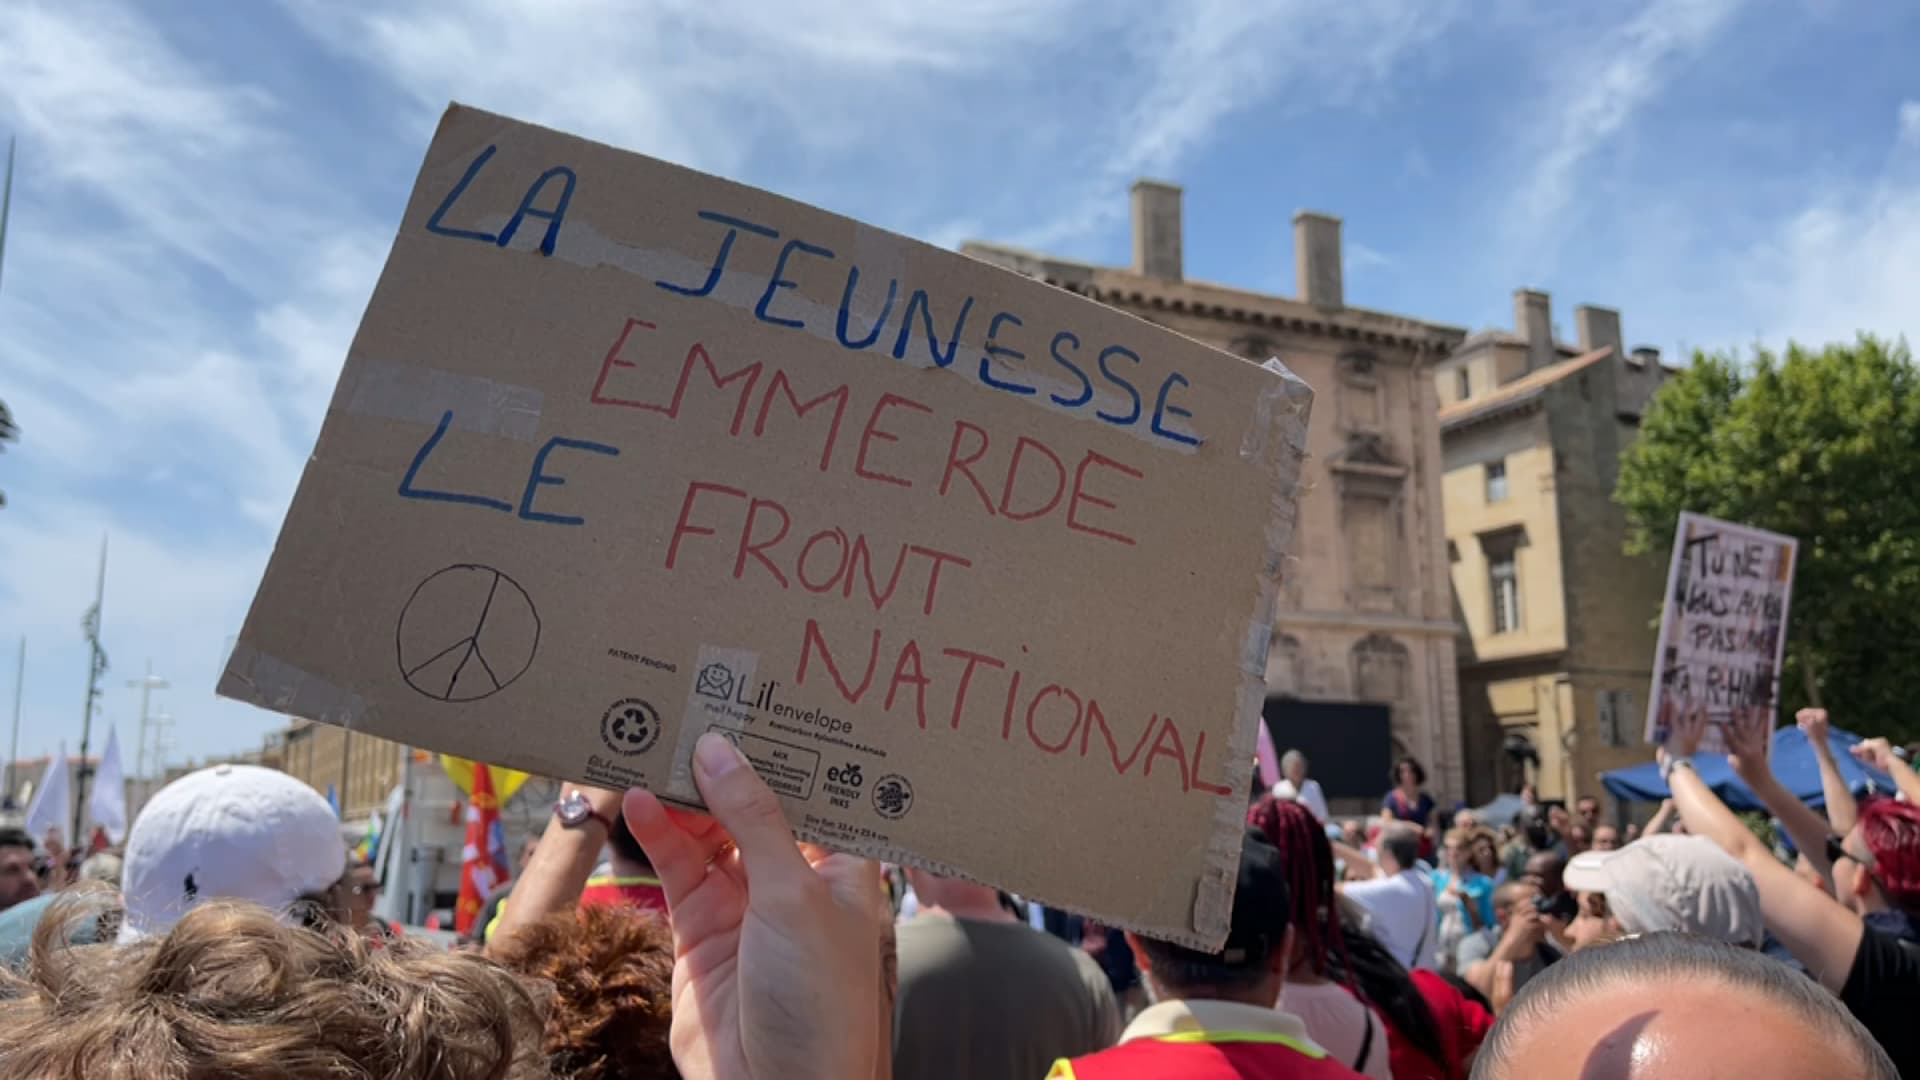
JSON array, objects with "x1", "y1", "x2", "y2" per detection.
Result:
[{"x1": 695, "y1": 731, "x2": 747, "y2": 779}]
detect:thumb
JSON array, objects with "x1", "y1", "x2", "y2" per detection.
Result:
[{"x1": 690, "y1": 731, "x2": 812, "y2": 885}]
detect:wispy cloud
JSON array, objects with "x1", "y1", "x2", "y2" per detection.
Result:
[
  {"x1": 1721, "y1": 109, "x2": 1920, "y2": 350},
  {"x1": 1502, "y1": 0, "x2": 1749, "y2": 265},
  {"x1": 1349, "y1": 242, "x2": 1396, "y2": 275},
  {"x1": 0, "y1": 1, "x2": 378, "y2": 760},
  {"x1": 1899, "y1": 101, "x2": 1920, "y2": 147},
  {"x1": 1008, "y1": 0, "x2": 1468, "y2": 249},
  {"x1": 279, "y1": 0, "x2": 1084, "y2": 179}
]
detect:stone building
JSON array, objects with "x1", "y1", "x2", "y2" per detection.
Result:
[
  {"x1": 1434, "y1": 291, "x2": 1669, "y2": 804},
  {"x1": 280, "y1": 718, "x2": 408, "y2": 822},
  {"x1": 965, "y1": 182, "x2": 1471, "y2": 799}
]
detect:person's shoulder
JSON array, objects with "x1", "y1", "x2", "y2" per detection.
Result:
[
  {"x1": 1343, "y1": 875, "x2": 1395, "y2": 900},
  {"x1": 1856, "y1": 921, "x2": 1920, "y2": 977},
  {"x1": 1062, "y1": 938, "x2": 1115, "y2": 992}
]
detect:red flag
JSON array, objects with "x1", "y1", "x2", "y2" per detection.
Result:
[
  {"x1": 88, "y1": 825, "x2": 111, "y2": 854},
  {"x1": 454, "y1": 764, "x2": 511, "y2": 935}
]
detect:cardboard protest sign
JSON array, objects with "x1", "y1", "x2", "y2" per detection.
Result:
[
  {"x1": 219, "y1": 104, "x2": 1313, "y2": 948},
  {"x1": 1644, "y1": 512, "x2": 1797, "y2": 754}
]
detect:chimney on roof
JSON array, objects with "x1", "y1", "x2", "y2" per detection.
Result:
[
  {"x1": 1575, "y1": 304, "x2": 1622, "y2": 359},
  {"x1": 1130, "y1": 179, "x2": 1183, "y2": 281},
  {"x1": 1514, "y1": 288, "x2": 1553, "y2": 372},
  {"x1": 1294, "y1": 211, "x2": 1344, "y2": 309}
]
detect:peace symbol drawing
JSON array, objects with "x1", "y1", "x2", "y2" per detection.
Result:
[{"x1": 395, "y1": 564, "x2": 541, "y2": 702}]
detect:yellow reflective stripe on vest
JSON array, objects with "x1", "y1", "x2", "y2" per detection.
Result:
[
  {"x1": 1045, "y1": 1059, "x2": 1078, "y2": 1079},
  {"x1": 586, "y1": 874, "x2": 662, "y2": 887},
  {"x1": 1149, "y1": 1030, "x2": 1328, "y2": 1058}
]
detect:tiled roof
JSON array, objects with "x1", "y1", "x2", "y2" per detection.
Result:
[{"x1": 1438, "y1": 347, "x2": 1615, "y2": 429}]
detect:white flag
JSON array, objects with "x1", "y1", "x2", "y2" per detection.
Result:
[
  {"x1": 24, "y1": 743, "x2": 71, "y2": 850},
  {"x1": 372, "y1": 783, "x2": 408, "y2": 925},
  {"x1": 89, "y1": 727, "x2": 127, "y2": 844}
]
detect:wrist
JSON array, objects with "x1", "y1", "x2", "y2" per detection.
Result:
[
  {"x1": 555, "y1": 786, "x2": 624, "y2": 832},
  {"x1": 1661, "y1": 755, "x2": 1696, "y2": 782}
]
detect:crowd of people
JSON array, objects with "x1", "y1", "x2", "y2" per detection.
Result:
[{"x1": 0, "y1": 705, "x2": 1914, "y2": 1077}]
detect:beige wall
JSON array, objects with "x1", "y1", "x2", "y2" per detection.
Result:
[
  {"x1": 1135, "y1": 314, "x2": 1464, "y2": 793},
  {"x1": 1443, "y1": 337, "x2": 1670, "y2": 804},
  {"x1": 281, "y1": 720, "x2": 405, "y2": 821},
  {"x1": 1433, "y1": 342, "x2": 1532, "y2": 407},
  {"x1": 1443, "y1": 413, "x2": 1567, "y2": 662}
]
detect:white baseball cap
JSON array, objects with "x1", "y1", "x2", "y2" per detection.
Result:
[
  {"x1": 1564, "y1": 833, "x2": 1764, "y2": 948},
  {"x1": 120, "y1": 764, "x2": 348, "y2": 941}
]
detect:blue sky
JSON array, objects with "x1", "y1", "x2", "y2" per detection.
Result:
[{"x1": 2, "y1": 0, "x2": 1917, "y2": 771}]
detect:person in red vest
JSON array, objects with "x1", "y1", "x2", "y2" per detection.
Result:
[
  {"x1": 577, "y1": 792, "x2": 668, "y2": 913},
  {"x1": 482, "y1": 786, "x2": 667, "y2": 945},
  {"x1": 1047, "y1": 829, "x2": 1367, "y2": 1080}
]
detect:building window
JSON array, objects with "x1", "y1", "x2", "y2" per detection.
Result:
[
  {"x1": 1485, "y1": 460, "x2": 1508, "y2": 502},
  {"x1": 1352, "y1": 634, "x2": 1411, "y2": 705},
  {"x1": 1455, "y1": 367, "x2": 1472, "y2": 401},
  {"x1": 1598, "y1": 689, "x2": 1633, "y2": 748},
  {"x1": 1343, "y1": 491, "x2": 1399, "y2": 611},
  {"x1": 1339, "y1": 353, "x2": 1383, "y2": 432},
  {"x1": 1490, "y1": 552, "x2": 1520, "y2": 633},
  {"x1": 1269, "y1": 634, "x2": 1304, "y2": 697}
]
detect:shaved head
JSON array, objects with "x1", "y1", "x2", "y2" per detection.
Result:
[{"x1": 1474, "y1": 935, "x2": 1894, "y2": 1080}]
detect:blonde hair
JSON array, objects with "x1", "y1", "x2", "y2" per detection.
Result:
[{"x1": 0, "y1": 899, "x2": 552, "y2": 1079}]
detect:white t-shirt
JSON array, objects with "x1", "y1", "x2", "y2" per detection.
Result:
[
  {"x1": 1273, "y1": 777, "x2": 1330, "y2": 824},
  {"x1": 1278, "y1": 979, "x2": 1392, "y2": 1079},
  {"x1": 1343, "y1": 868, "x2": 1438, "y2": 971}
]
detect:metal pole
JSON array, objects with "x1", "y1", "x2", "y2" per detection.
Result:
[
  {"x1": 4, "y1": 637, "x2": 22, "y2": 808},
  {"x1": 73, "y1": 537, "x2": 107, "y2": 846},
  {"x1": 127, "y1": 661, "x2": 168, "y2": 780},
  {"x1": 398, "y1": 743, "x2": 417, "y2": 924},
  {"x1": 339, "y1": 727, "x2": 353, "y2": 817}
]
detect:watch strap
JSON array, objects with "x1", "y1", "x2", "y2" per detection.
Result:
[{"x1": 556, "y1": 794, "x2": 615, "y2": 833}]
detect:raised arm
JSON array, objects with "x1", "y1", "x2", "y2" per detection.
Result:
[
  {"x1": 1852, "y1": 737, "x2": 1920, "y2": 806},
  {"x1": 1332, "y1": 839, "x2": 1384, "y2": 881},
  {"x1": 1643, "y1": 798, "x2": 1677, "y2": 836},
  {"x1": 1664, "y1": 703, "x2": 1863, "y2": 993},
  {"x1": 1726, "y1": 707, "x2": 1840, "y2": 887},
  {"x1": 1799, "y1": 709, "x2": 1859, "y2": 835},
  {"x1": 486, "y1": 784, "x2": 623, "y2": 956}
]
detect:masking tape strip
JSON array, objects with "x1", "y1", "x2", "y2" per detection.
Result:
[
  {"x1": 344, "y1": 359, "x2": 544, "y2": 441},
  {"x1": 666, "y1": 645, "x2": 763, "y2": 806},
  {"x1": 219, "y1": 643, "x2": 369, "y2": 730},
  {"x1": 1197, "y1": 355, "x2": 1315, "y2": 939},
  {"x1": 1239, "y1": 356, "x2": 1315, "y2": 465}
]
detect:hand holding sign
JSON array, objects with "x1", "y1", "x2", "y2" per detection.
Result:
[
  {"x1": 1644, "y1": 514, "x2": 1797, "y2": 753},
  {"x1": 1659, "y1": 699, "x2": 1710, "y2": 762},
  {"x1": 624, "y1": 733, "x2": 883, "y2": 1080},
  {"x1": 1724, "y1": 706, "x2": 1773, "y2": 781}
]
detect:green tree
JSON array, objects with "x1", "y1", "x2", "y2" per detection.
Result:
[{"x1": 1617, "y1": 335, "x2": 1920, "y2": 743}]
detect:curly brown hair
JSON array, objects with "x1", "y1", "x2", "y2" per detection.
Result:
[
  {"x1": 490, "y1": 904, "x2": 678, "y2": 1080},
  {"x1": 0, "y1": 899, "x2": 551, "y2": 1079}
]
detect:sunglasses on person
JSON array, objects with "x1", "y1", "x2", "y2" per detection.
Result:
[{"x1": 1825, "y1": 834, "x2": 1887, "y2": 893}]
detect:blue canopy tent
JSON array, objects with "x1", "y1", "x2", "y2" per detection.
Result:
[{"x1": 1601, "y1": 723, "x2": 1896, "y2": 812}]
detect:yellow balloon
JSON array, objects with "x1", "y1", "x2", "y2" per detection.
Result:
[{"x1": 439, "y1": 754, "x2": 531, "y2": 804}]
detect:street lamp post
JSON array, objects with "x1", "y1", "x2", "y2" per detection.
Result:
[{"x1": 127, "y1": 661, "x2": 169, "y2": 780}]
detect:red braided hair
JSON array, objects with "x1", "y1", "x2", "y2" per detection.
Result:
[{"x1": 1248, "y1": 794, "x2": 1351, "y2": 983}]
